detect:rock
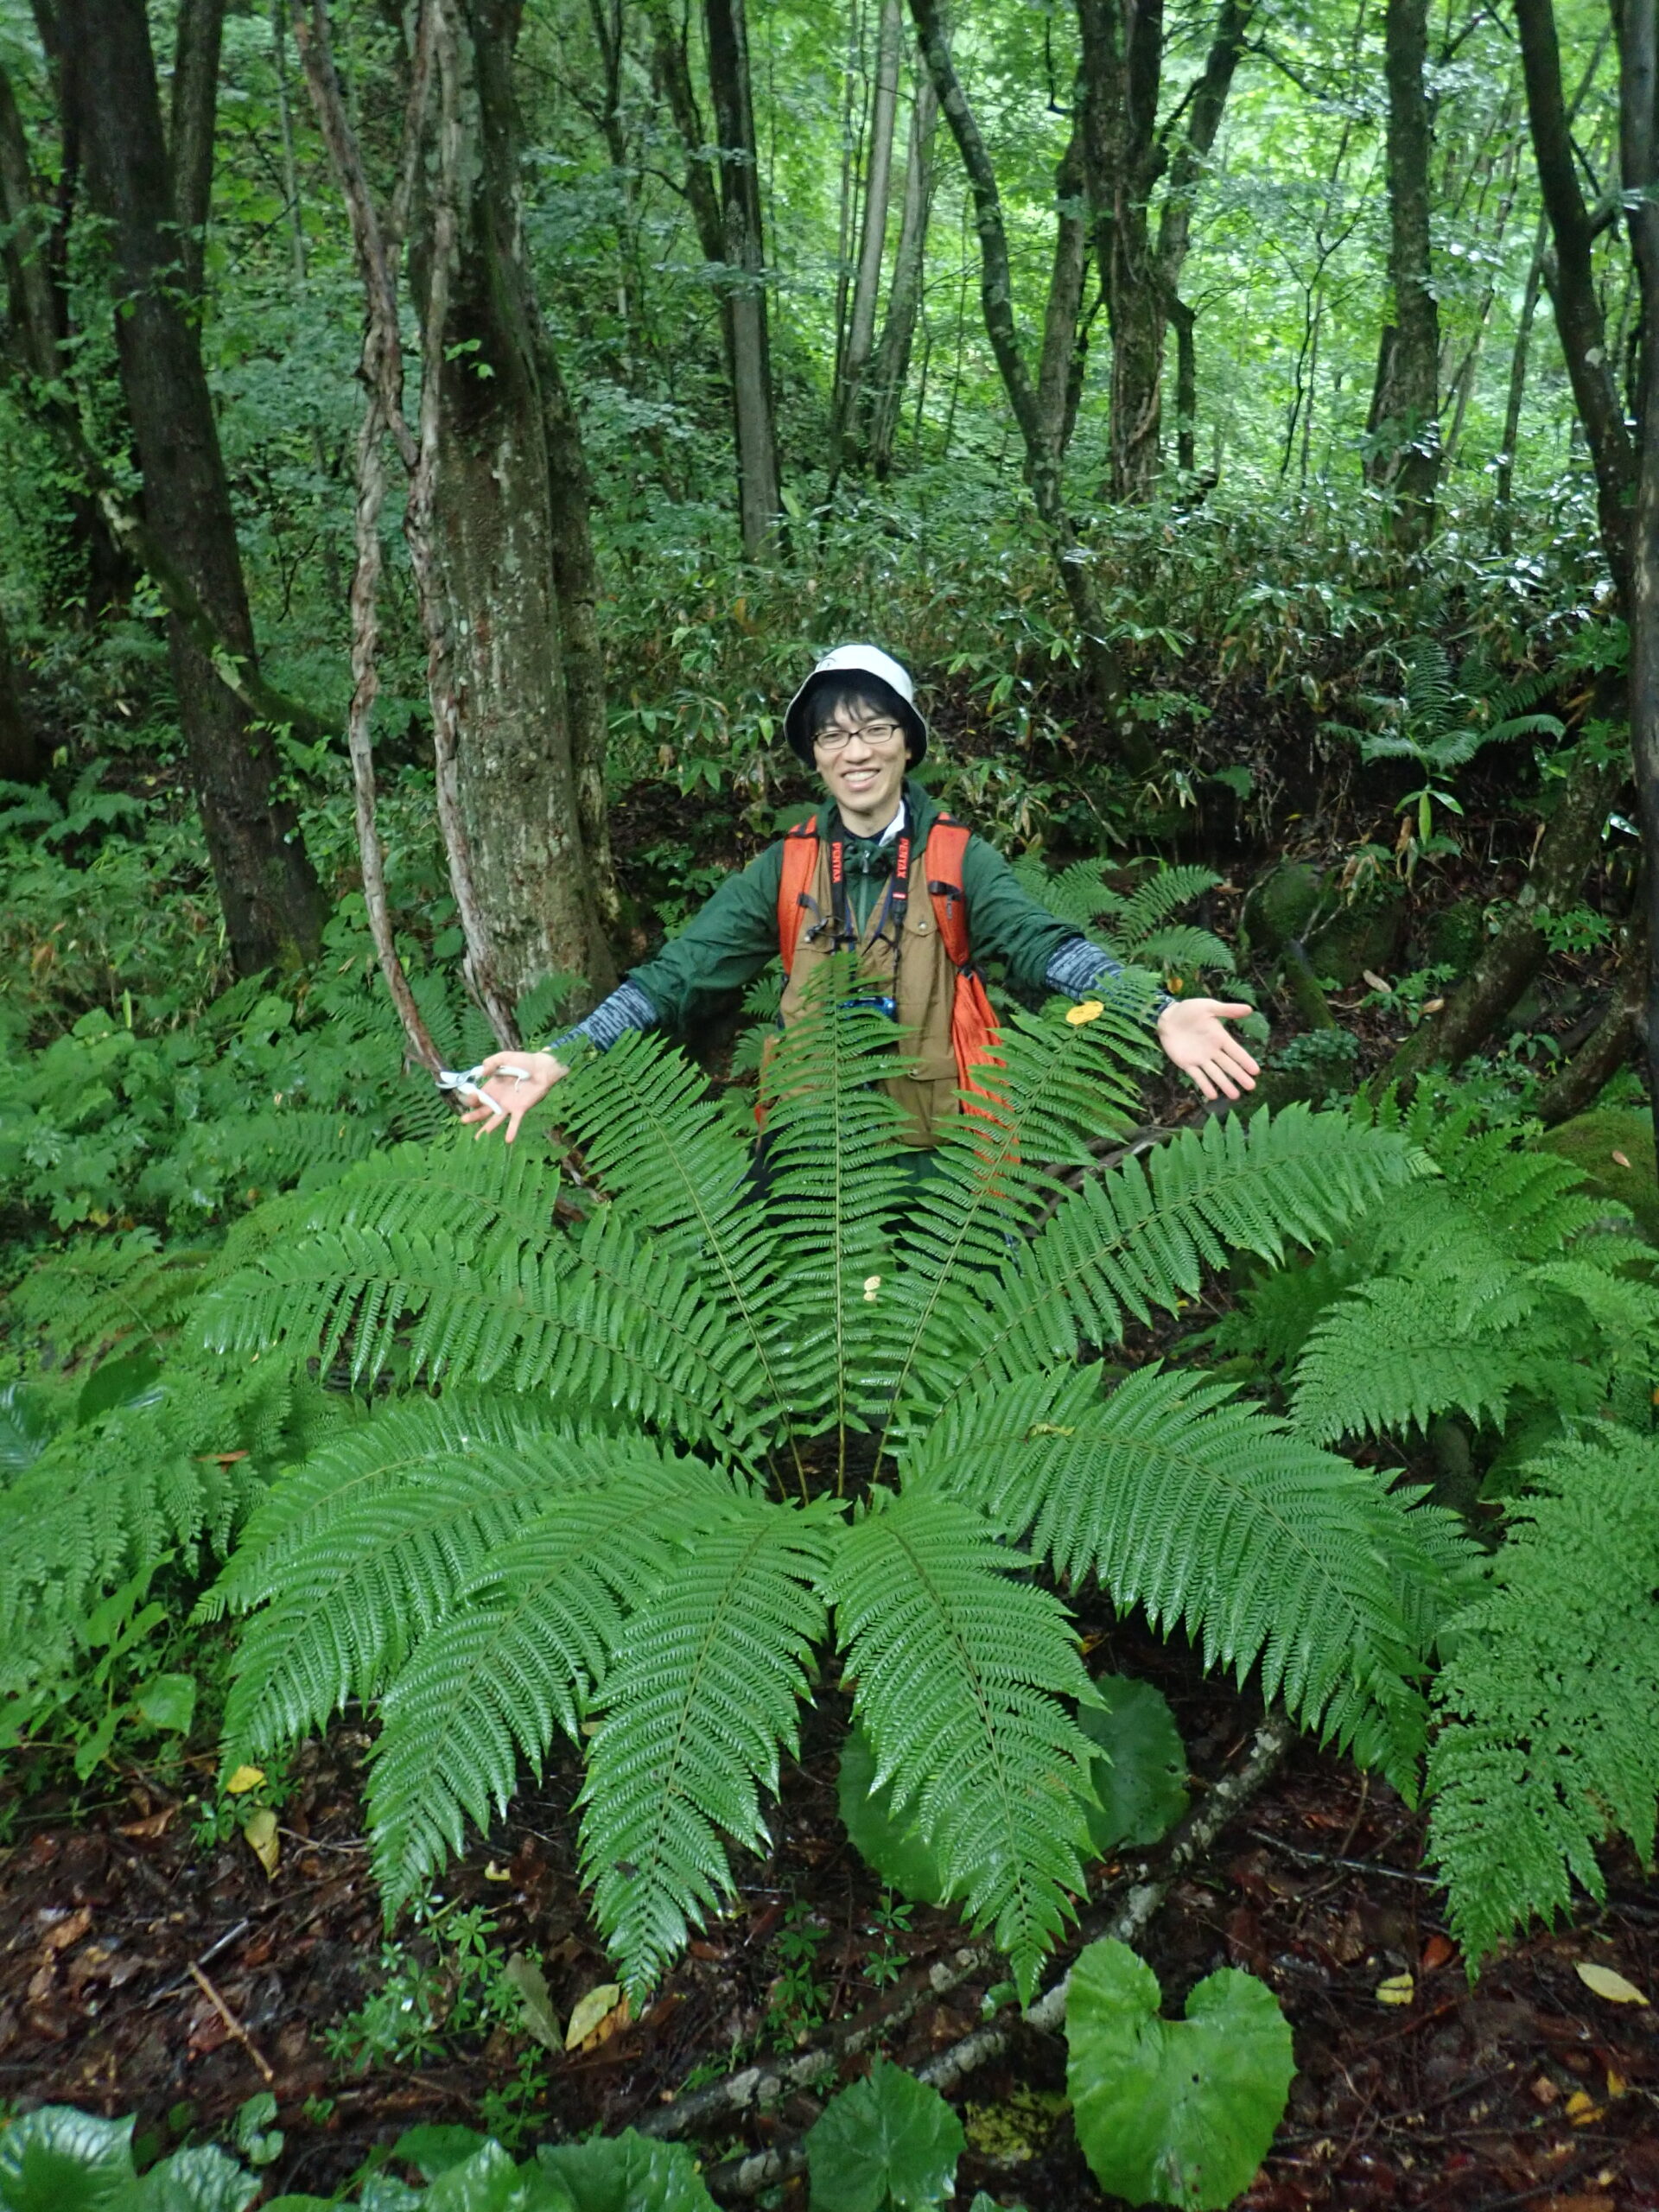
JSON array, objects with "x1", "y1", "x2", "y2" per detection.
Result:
[
  {"x1": 1240, "y1": 861, "x2": 1320, "y2": 957},
  {"x1": 1425, "y1": 897, "x2": 1486, "y2": 976},
  {"x1": 1306, "y1": 876, "x2": 1406, "y2": 988},
  {"x1": 1535, "y1": 1106, "x2": 1659, "y2": 1243}
]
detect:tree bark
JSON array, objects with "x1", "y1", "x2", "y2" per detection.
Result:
[
  {"x1": 1364, "y1": 0, "x2": 1440, "y2": 550},
  {"x1": 1491, "y1": 212, "x2": 1547, "y2": 547},
  {"x1": 704, "y1": 0, "x2": 781, "y2": 554},
  {"x1": 168, "y1": 0, "x2": 225, "y2": 300},
  {"x1": 1167, "y1": 290, "x2": 1196, "y2": 473},
  {"x1": 1615, "y1": 0, "x2": 1659, "y2": 1162},
  {"x1": 1035, "y1": 123, "x2": 1090, "y2": 466},
  {"x1": 416, "y1": 0, "x2": 618, "y2": 1008},
  {"x1": 60, "y1": 0, "x2": 322, "y2": 974},
  {"x1": 861, "y1": 61, "x2": 938, "y2": 478},
  {"x1": 829, "y1": 0, "x2": 902, "y2": 482},
  {"x1": 1535, "y1": 894, "x2": 1648, "y2": 1125},
  {"x1": 1076, "y1": 0, "x2": 1250, "y2": 504}
]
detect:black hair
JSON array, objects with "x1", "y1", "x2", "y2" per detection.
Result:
[{"x1": 798, "y1": 673, "x2": 919, "y2": 760}]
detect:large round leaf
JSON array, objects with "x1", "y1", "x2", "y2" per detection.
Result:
[
  {"x1": 1077, "y1": 1677, "x2": 1188, "y2": 1855},
  {"x1": 1065, "y1": 1938, "x2": 1294, "y2": 2211},
  {"x1": 805, "y1": 2060, "x2": 964, "y2": 2212},
  {"x1": 0, "y1": 2107, "x2": 137, "y2": 2212},
  {"x1": 535, "y1": 2132, "x2": 714, "y2": 2212},
  {"x1": 837, "y1": 1721, "x2": 949, "y2": 1905}
]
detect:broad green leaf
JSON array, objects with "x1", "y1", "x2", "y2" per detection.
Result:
[
  {"x1": 0, "y1": 2107, "x2": 137, "y2": 2212},
  {"x1": 1077, "y1": 1676, "x2": 1189, "y2": 1855},
  {"x1": 805, "y1": 2060, "x2": 964, "y2": 2212},
  {"x1": 1066, "y1": 1939, "x2": 1294, "y2": 2211},
  {"x1": 391, "y1": 2126, "x2": 488, "y2": 2182},
  {"x1": 0, "y1": 1382, "x2": 57, "y2": 1473},
  {"x1": 134, "y1": 1673, "x2": 198, "y2": 1735},
  {"x1": 837, "y1": 1721, "x2": 948, "y2": 1905},
  {"x1": 136, "y1": 2147, "x2": 260, "y2": 2212},
  {"x1": 426, "y1": 2142, "x2": 575, "y2": 2212},
  {"x1": 76, "y1": 1353, "x2": 164, "y2": 1426},
  {"x1": 534, "y1": 2132, "x2": 715, "y2": 2212}
]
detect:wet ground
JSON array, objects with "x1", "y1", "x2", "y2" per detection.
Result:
[{"x1": 2, "y1": 1622, "x2": 1655, "y2": 2209}]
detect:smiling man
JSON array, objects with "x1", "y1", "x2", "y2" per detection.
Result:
[{"x1": 463, "y1": 644, "x2": 1259, "y2": 1143}]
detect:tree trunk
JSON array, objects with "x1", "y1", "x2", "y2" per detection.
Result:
[
  {"x1": 1492, "y1": 213, "x2": 1547, "y2": 547},
  {"x1": 1076, "y1": 0, "x2": 1250, "y2": 505},
  {"x1": 908, "y1": 0, "x2": 1143, "y2": 756},
  {"x1": 60, "y1": 0, "x2": 322, "y2": 974},
  {"x1": 1167, "y1": 291, "x2": 1196, "y2": 473},
  {"x1": 417, "y1": 0, "x2": 618, "y2": 1006},
  {"x1": 168, "y1": 0, "x2": 224, "y2": 299},
  {"x1": 1365, "y1": 0, "x2": 1440, "y2": 550},
  {"x1": 586, "y1": 0, "x2": 651, "y2": 385},
  {"x1": 1535, "y1": 894, "x2": 1648, "y2": 1125},
  {"x1": 704, "y1": 0, "x2": 780, "y2": 555},
  {"x1": 861, "y1": 62, "x2": 938, "y2": 478},
  {"x1": 1035, "y1": 123, "x2": 1090, "y2": 467},
  {"x1": 0, "y1": 604, "x2": 41, "y2": 784},
  {"x1": 1616, "y1": 0, "x2": 1659, "y2": 1163},
  {"x1": 830, "y1": 0, "x2": 902, "y2": 482}
]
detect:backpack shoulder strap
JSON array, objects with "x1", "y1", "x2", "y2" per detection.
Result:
[
  {"x1": 925, "y1": 817, "x2": 974, "y2": 969},
  {"x1": 777, "y1": 823, "x2": 820, "y2": 974}
]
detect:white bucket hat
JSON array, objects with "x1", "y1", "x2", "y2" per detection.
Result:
[{"x1": 782, "y1": 643, "x2": 928, "y2": 764}]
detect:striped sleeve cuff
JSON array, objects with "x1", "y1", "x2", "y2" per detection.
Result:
[
  {"x1": 545, "y1": 977, "x2": 659, "y2": 1058},
  {"x1": 1044, "y1": 936, "x2": 1172, "y2": 1017}
]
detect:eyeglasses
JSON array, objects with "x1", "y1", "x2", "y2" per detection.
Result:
[{"x1": 812, "y1": 721, "x2": 906, "y2": 754}]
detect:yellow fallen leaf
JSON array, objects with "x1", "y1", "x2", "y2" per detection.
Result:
[
  {"x1": 1575, "y1": 1961, "x2": 1649, "y2": 2005},
  {"x1": 225, "y1": 1764, "x2": 265, "y2": 1796},
  {"x1": 566, "y1": 1981, "x2": 623, "y2": 2050},
  {"x1": 1376, "y1": 1973, "x2": 1414, "y2": 2006},
  {"x1": 1606, "y1": 2068, "x2": 1627, "y2": 2098},
  {"x1": 1421, "y1": 997, "x2": 1446, "y2": 1014},
  {"x1": 1565, "y1": 2089, "x2": 1604, "y2": 2125},
  {"x1": 483, "y1": 1860, "x2": 513, "y2": 1882},
  {"x1": 1065, "y1": 1000, "x2": 1104, "y2": 1027},
  {"x1": 1363, "y1": 970, "x2": 1392, "y2": 994},
  {"x1": 242, "y1": 1806, "x2": 280, "y2": 1879},
  {"x1": 1611, "y1": 1149, "x2": 1631, "y2": 1168}
]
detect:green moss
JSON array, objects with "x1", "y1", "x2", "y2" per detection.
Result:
[
  {"x1": 1425, "y1": 897, "x2": 1487, "y2": 975},
  {"x1": 1535, "y1": 1107, "x2": 1659, "y2": 1243},
  {"x1": 1306, "y1": 877, "x2": 1405, "y2": 987},
  {"x1": 1240, "y1": 861, "x2": 1319, "y2": 956},
  {"x1": 963, "y1": 2086, "x2": 1068, "y2": 2166}
]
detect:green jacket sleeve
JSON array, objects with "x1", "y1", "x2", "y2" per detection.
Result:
[
  {"x1": 627, "y1": 842, "x2": 786, "y2": 1033},
  {"x1": 957, "y1": 834, "x2": 1082, "y2": 998}
]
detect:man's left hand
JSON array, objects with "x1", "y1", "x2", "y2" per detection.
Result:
[{"x1": 1155, "y1": 999, "x2": 1262, "y2": 1102}]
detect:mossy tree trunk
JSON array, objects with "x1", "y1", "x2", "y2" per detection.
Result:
[{"x1": 1364, "y1": 0, "x2": 1440, "y2": 551}]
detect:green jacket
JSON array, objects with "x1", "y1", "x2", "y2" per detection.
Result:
[{"x1": 630, "y1": 781, "x2": 1080, "y2": 1036}]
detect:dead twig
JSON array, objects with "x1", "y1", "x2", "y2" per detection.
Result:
[{"x1": 188, "y1": 1961, "x2": 276, "y2": 2085}]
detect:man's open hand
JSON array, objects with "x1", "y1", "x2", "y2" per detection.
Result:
[
  {"x1": 456, "y1": 1050, "x2": 569, "y2": 1142},
  {"x1": 1155, "y1": 999, "x2": 1261, "y2": 1103}
]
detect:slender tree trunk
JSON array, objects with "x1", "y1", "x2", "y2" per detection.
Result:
[
  {"x1": 861, "y1": 62, "x2": 937, "y2": 477},
  {"x1": 1167, "y1": 291, "x2": 1196, "y2": 472},
  {"x1": 0, "y1": 605, "x2": 41, "y2": 784},
  {"x1": 168, "y1": 0, "x2": 225, "y2": 300},
  {"x1": 1492, "y1": 215, "x2": 1546, "y2": 549},
  {"x1": 418, "y1": 0, "x2": 618, "y2": 1006},
  {"x1": 908, "y1": 0, "x2": 1142, "y2": 754},
  {"x1": 587, "y1": 0, "x2": 650, "y2": 385},
  {"x1": 830, "y1": 0, "x2": 901, "y2": 481},
  {"x1": 1617, "y1": 0, "x2": 1659, "y2": 1161},
  {"x1": 60, "y1": 0, "x2": 322, "y2": 973},
  {"x1": 705, "y1": 0, "x2": 780, "y2": 554},
  {"x1": 1035, "y1": 123, "x2": 1090, "y2": 466},
  {"x1": 1365, "y1": 0, "x2": 1440, "y2": 550}
]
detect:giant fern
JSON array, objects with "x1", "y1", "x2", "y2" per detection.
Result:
[{"x1": 207, "y1": 960, "x2": 1465, "y2": 2000}]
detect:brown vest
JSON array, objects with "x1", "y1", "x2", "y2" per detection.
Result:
[{"x1": 775, "y1": 836, "x2": 960, "y2": 1147}]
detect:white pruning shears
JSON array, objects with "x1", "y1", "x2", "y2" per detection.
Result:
[{"x1": 436, "y1": 1063, "x2": 534, "y2": 1106}]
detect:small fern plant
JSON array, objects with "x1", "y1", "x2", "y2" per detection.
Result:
[
  {"x1": 1008, "y1": 854, "x2": 1236, "y2": 989},
  {"x1": 200, "y1": 961, "x2": 1467, "y2": 2001}
]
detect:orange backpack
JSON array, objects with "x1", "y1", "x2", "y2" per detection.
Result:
[{"x1": 774, "y1": 816, "x2": 1001, "y2": 1107}]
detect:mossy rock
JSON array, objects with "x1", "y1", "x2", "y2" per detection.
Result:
[
  {"x1": 1240, "y1": 861, "x2": 1320, "y2": 957},
  {"x1": 1425, "y1": 896, "x2": 1486, "y2": 976},
  {"x1": 1305, "y1": 877, "x2": 1405, "y2": 987},
  {"x1": 1535, "y1": 1106, "x2": 1659, "y2": 1243}
]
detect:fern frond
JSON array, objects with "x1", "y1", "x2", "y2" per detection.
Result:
[
  {"x1": 830, "y1": 1489, "x2": 1096, "y2": 1999},
  {"x1": 8, "y1": 1231, "x2": 211, "y2": 1363},
  {"x1": 579, "y1": 1496, "x2": 833, "y2": 1995},
  {"x1": 762, "y1": 975, "x2": 915, "y2": 1438},
  {"x1": 214, "y1": 1398, "x2": 599, "y2": 1759},
  {"x1": 1291, "y1": 1278, "x2": 1533, "y2": 1443},
  {"x1": 1114, "y1": 866, "x2": 1223, "y2": 946},
  {"x1": 1133, "y1": 925, "x2": 1236, "y2": 976},
  {"x1": 883, "y1": 997, "x2": 1155, "y2": 1436},
  {"x1": 913, "y1": 1106, "x2": 1420, "y2": 1427},
  {"x1": 368, "y1": 1449, "x2": 741, "y2": 1913},
  {"x1": 919, "y1": 1365, "x2": 1453, "y2": 1789},
  {"x1": 1427, "y1": 1432, "x2": 1659, "y2": 1961}
]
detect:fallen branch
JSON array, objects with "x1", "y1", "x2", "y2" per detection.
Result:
[
  {"x1": 188, "y1": 1961, "x2": 276, "y2": 2085},
  {"x1": 671, "y1": 1710, "x2": 1292, "y2": 2197}
]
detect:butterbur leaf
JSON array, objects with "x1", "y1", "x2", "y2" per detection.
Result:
[
  {"x1": 0, "y1": 2106, "x2": 137, "y2": 2210},
  {"x1": 535, "y1": 2129, "x2": 715, "y2": 2210},
  {"x1": 805, "y1": 2060, "x2": 965, "y2": 2212},
  {"x1": 392, "y1": 2126, "x2": 489, "y2": 2181},
  {"x1": 135, "y1": 2146, "x2": 261, "y2": 2211},
  {"x1": 837, "y1": 1722, "x2": 949, "y2": 1905},
  {"x1": 1066, "y1": 1939, "x2": 1294, "y2": 2211},
  {"x1": 425, "y1": 2142, "x2": 574, "y2": 2212},
  {"x1": 1077, "y1": 1676, "x2": 1188, "y2": 1855},
  {"x1": 134, "y1": 1674, "x2": 197, "y2": 1736}
]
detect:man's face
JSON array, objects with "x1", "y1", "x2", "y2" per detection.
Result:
[{"x1": 812, "y1": 698, "x2": 910, "y2": 827}]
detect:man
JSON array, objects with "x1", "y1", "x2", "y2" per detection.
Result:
[{"x1": 462, "y1": 645, "x2": 1258, "y2": 1142}]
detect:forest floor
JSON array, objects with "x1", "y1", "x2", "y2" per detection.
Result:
[{"x1": 2, "y1": 1617, "x2": 1655, "y2": 2210}]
